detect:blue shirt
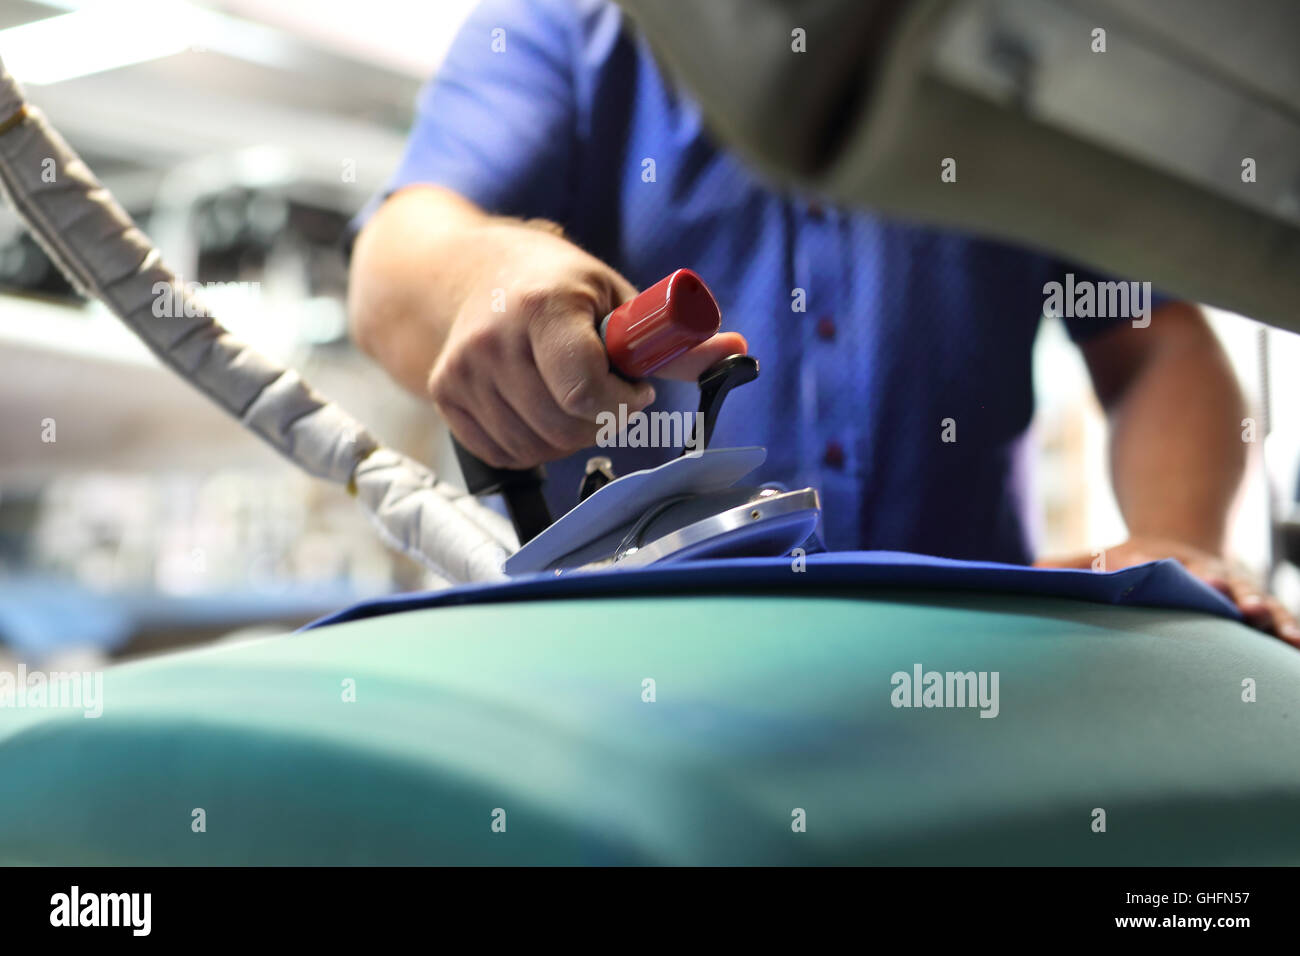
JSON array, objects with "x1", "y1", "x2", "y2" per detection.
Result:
[{"x1": 355, "y1": 0, "x2": 1147, "y2": 564}]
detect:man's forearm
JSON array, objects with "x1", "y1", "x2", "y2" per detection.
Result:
[
  {"x1": 347, "y1": 185, "x2": 495, "y2": 398},
  {"x1": 1053, "y1": 304, "x2": 1294, "y2": 643},
  {"x1": 1103, "y1": 304, "x2": 1247, "y2": 555}
]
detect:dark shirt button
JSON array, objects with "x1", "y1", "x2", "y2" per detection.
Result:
[
  {"x1": 816, "y1": 315, "x2": 836, "y2": 341},
  {"x1": 807, "y1": 200, "x2": 825, "y2": 218},
  {"x1": 823, "y1": 440, "x2": 845, "y2": 469}
]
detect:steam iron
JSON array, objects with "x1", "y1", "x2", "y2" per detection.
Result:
[{"x1": 452, "y1": 270, "x2": 823, "y2": 576}]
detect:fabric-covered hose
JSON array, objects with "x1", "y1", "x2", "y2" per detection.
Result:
[{"x1": 0, "y1": 60, "x2": 511, "y2": 583}]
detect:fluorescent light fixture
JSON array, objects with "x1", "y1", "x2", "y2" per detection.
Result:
[
  {"x1": 0, "y1": 1, "x2": 204, "y2": 85},
  {"x1": 216, "y1": 0, "x2": 479, "y2": 76}
]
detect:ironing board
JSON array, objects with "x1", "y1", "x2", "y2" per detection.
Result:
[{"x1": 1, "y1": 553, "x2": 1296, "y2": 865}]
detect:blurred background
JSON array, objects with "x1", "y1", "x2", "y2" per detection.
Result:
[
  {"x1": 0, "y1": 0, "x2": 479, "y2": 669},
  {"x1": 1, "y1": 0, "x2": 1298, "y2": 669}
]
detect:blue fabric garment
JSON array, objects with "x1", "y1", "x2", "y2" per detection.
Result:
[
  {"x1": 306, "y1": 551, "x2": 1241, "y2": 631},
  {"x1": 350, "y1": 0, "x2": 1168, "y2": 564}
]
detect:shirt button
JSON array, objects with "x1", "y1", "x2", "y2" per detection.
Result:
[
  {"x1": 816, "y1": 315, "x2": 836, "y2": 341},
  {"x1": 807, "y1": 200, "x2": 825, "y2": 218},
  {"x1": 823, "y1": 440, "x2": 845, "y2": 469}
]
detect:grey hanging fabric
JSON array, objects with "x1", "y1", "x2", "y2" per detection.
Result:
[{"x1": 616, "y1": 0, "x2": 1300, "y2": 331}]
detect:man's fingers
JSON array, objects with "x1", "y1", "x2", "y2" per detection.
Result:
[
  {"x1": 1230, "y1": 580, "x2": 1300, "y2": 646},
  {"x1": 437, "y1": 400, "x2": 517, "y2": 470},
  {"x1": 1225, "y1": 578, "x2": 1268, "y2": 623},
  {"x1": 1271, "y1": 600, "x2": 1300, "y2": 647},
  {"x1": 439, "y1": 382, "x2": 565, "y2": 469},
  {"x1": 1239, "y1": 560, "x2": 1300, "y2": 643},
  {"x1": 528, "y1": 303, "x2": 654, "y2": 419},
  {"x1": 1037, "y1": 539, "x2": 1300, "y2": 648},
  {"x1": 655, "y1": 332, "x2": 750, "y2": 381},
  {"x1": 1261, "y1": 595, "x2": 1300, "y2": 646},
  {"x1": 500, "y1": 357, "x2": 604, "y2": 453},
  {"x1": 478, "y1": 385, "x2": 569, "y2": 466}
]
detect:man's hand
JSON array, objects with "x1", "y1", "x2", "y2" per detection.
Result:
[
  {"x1": 349, "y1": 185, "x2": 745, "y2": 470},
  {"x1": 428, "y1": 222, "x2": 742, "y2": 468},
  {"x1": 1036, "y1": 537, "x2": 1300, "y2": 647},
  {"x1": 1061, "y1": 302, "x2": 1298, "y2": 647}
]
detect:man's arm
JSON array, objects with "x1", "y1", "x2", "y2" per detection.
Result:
[
  {"x1": 348, "y1": 185, "x2": 488, "y2": 399},
  {"x1": 348, "y1": 184, "x2": 744, "y2": 469},
  {"x1": 1037, "y1": 301, "x2": 1299, "y2": 645},
  {"x1": 1086, "y1": 301, "x2": 1243, "y2": 555},
  {"x1": 345, "y1": 0, "x2": 745, "y2": 471}
]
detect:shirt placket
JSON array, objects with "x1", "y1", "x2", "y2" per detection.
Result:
[{"x1": 792, "y1": 201, "x2": 848, "y2": 493}]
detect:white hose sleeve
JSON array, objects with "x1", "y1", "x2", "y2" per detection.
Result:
[
  {"x1": 0, "y1": 60, "x2": 509, "y2": 583},
  {"x1": 352, "y1": 449, "x2": 510, "y2": 585}
]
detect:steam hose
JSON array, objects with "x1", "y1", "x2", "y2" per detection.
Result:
[{"x1": 0, "y1": 59, "x2": 512, "y2": 584}]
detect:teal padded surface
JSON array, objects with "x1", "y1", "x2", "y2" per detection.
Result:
[{"x1": 1, "y1": 588, "x2": 1297, "y2": 864}]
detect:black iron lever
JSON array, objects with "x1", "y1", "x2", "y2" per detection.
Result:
[
  {"x1": 685, "y1": 353, "x2": 759, "y2": 456},
  {"x1": 451, "y1": 440, "x2": 552, "y2": 545}
]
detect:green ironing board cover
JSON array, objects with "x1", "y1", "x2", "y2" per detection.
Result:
[{"x1": 1, "y1": 588, "x2": 1297, "y2": 864}]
